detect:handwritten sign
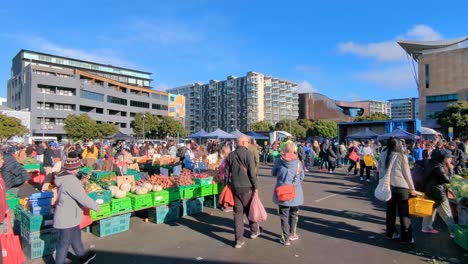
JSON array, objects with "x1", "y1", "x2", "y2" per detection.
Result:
[
  {"x1": 173, "y1": 165, "x2": 182, "y2": 176},
  {"x1": 160, "y1": 167, "x2": 169, "y2": 177}
]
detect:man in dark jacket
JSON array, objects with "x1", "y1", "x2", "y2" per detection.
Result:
[
  {"x1": 449, "y1": 141, "x2": 466, "y2": 174},
  {"x1": 43, "y1": 141, "x2": 59, "y2": 176},
  {"x1": 1, "y1": 151, "x2": 31, "y2": 192},
  {"x1": 297, "y1": 141, "x2": 307, "y2": 172},
  {"x1": 225, "y1": 135, "x2": 259, "y2": 249}
]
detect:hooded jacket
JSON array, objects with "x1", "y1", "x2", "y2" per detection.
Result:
[
  {"x1": 272, "y1": 153, "x2": 305, "y2": 207},
  {"x1": 53, "y1": 172, "x2": 100, "y2": 229}
]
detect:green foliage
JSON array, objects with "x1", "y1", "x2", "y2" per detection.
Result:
[
  {"x1": 354, "y1": 113, "x2": 390, "y2": 122},
  {"x1": 155, "y1": 116, "x2": 188, "y2": 138},
  {"x1": 97, "y1": 122, "x2": 118, "y2": 138},
  {"x1": 131, "y1": 112, "x2": 159, "y2": 138},
  {"x1": 64, "y1": 114, "x2": 100, "y2": 140},
  {"x1": 0, "y1": 114, "x2": 29, "y2": 142},
  {"x1": 274, "y1": 119, "x2": 307, "y2": 138},
  {"x1": 436, "y1": 102, "x2": 468, "y2": 139},
  {"x1": 251, "y1": 121, "x2": 274, "y2": 131},
  {"x1": 307, "y1": 120, "x2": 337, "y2": 139}
]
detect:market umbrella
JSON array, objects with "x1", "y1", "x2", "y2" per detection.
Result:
[
  {"x1": 230, "y1": 129, "x2": 250, "y2": 139},
  {"x1": 107, "y1": 131, "x2": 133, "y2": 141},
  {"x1": 247, "y1": 131, "x2": 269, "y2": 140},
  {"x1": 377, "y1": 128, "x2": 419, "y2": 141},
  {"x1": 346, "y1": 128, "x2": 380, "y2": 140},
  {"x1": 418, "y1": 127, "x2": 439, "y2": 135},
  {"x1": 201, "y1": 128, "x2": 237, "y2": 139},
  {"x1": 187, "y1": 129, "x2": 208, "y2": 139}
]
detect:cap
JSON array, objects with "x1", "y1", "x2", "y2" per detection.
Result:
[{"x1": 49, "y1": 141, "x2": 59, "y2": 149}]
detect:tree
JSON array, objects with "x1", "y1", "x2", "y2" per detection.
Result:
[
  {"x1": 436, "y1": 102, "x2": 468, "y2": 139},
  {"x1": 307, "y1": 120, "x2": 337, "y2": 139},
  {"x1": 131, "y1": 112, "x2": 159, "y2": 138},
  {"x1": 274, "y1": 119, "x2": 307, "y2": 138},
  {"x1": 155, "y1": 116, "x2": 188, "y2": 138},
  {"x1": 354, "y1": 113, "x2": 390, "y2": 122},
  {"x1": 64, "y1": 114, "x2": 100, "y2": 140},
  {"x1": 97, "y1": 122, "x2": 118, "y2": 138},
  {"x1": 0, "y1": 114, "x2": 29, "y2": 142},
  {"x1": 251, "y1": 121, "x2": 274, "y2": 131}
]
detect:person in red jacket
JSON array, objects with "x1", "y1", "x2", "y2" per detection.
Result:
[{"x1": 0, "y1": 151, "x2": 9, "y2": 264}]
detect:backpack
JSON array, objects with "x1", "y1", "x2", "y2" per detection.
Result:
[{"x1": 411, "y1": 160, "x2": 430, "y2": 192}]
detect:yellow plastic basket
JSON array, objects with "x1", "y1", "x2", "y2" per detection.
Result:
[{"x1": 409, "y1": 196, "x2": 434, "y2": 217}]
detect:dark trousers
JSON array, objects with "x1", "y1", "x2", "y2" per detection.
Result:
[
  {"x1": 348, "y1": 160, "x2": 358, "y2": 174},
  {"x1": 278, "y1": 205, "x2": 299, "y2": 239},
  {"x1": 386, "y1": 186, "x2": 413, "y2": 242},
  {"x1": 359, "y1": 160, "x2": 371, "y2": 179},
  {"x1": 233, "y1": 189, "x2": 259, "y2": 242},
  {"x1": 56, "y1": 225, "x2": 86, "y2": 264}
]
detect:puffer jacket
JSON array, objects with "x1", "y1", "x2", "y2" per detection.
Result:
[
  {"x1": 1, "y1": 153, "x2": 30, "y2": 189},
  {"x1": 272, "y1": 155, "x2": 305, "y2": 207},
  {"x1": 425, "y1": 162, "x2": 451, "y2": 207}
]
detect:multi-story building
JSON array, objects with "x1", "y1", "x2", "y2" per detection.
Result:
[
  {"x1": 368, "y1": 100, "x2": 391, "y2": 116},
  {"x1": 0, "y1": 97, "x2": 7, "y2": 106},
  {"x1": 7, "y1": 50, "x2": 180, "y2": 138},
  {"x1": 388, "y1": 97, "x2": 419, "y2": 120},
  {"x1": 168, "y1": 72, "x2": 299, "y2": 133},
  {"x1": 398, "y1": 37, "x2": 468, "y2": 128}
]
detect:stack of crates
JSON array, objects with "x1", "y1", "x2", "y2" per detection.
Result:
[
  {"x1": 182, "y1": 197, "x2": 204, "y2": 216},
  {"x1": 91, "y1": 213, "x2": 131, "y2": 237},
  {"x1": 149, "y1": 201, "x2": 181, "y2": 224},
  {"x1": 18, "y1": 207, "x2": 56, "y2": 259},
  {"x1": 127, "y1": 193, "x2": 154, "y2": 211},
  {"x1": 29, "y1": 192, "x2": 54, "y2": 215},
  {"x1": 454, "y1": 224, "x2": 468, "y2": 251},
  {"x1": 6, "y1": 190, "x2": 19, "y2": 211}
]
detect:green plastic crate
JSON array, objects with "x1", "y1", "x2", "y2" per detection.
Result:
[
  {"x1": 151, "y1": 190, "x2": 169, "y2": 206},
  {"x1": 148, "y1": 201, "x2": 180, "y2": 224},
  {"x1": 193, "y1": 176, "x2": 213, "y2": 186},
  {"x1": 182, "y1": 197, "x2": 204, "y2": 216},
  {"x1": 22, "y1": 238, "x2": 57, "y2": 259},
  {"x1": 126, "y1": 193, "x2": 153, "y2": 210},
  {"x1": 167, "y1": 188, "x2": 181, "y2": 202},
  {"x1": 23, "y1": 164, "x2": 41, "y2": 171},
  {"x1": 90, "y1": 203, "x2": 111, "y2": 221},
  {"x1": 20, "y1": 226, "x2": 59, "y2": 244},
  {"x1": 199, "y1": 184, "x2": 213, "y2": 197},
  {"x1": 180, "y1": 185, "x2": 200, "y2": 199},
  {"x1": 126, "y1": 169, "x2": 141, "y2": 181},
  {"x1": 19, "y1": 209, "x2": 54, "y2": 232},
  {"x1": 91, "y1": 171, "x2": 117, "y2": 183},
  {"x1": 110, "y1": 197, "x2": 133, "y2": 215},
  {"x1": 212, "y1": 183, "x2": 224, "y2": 195},
  {"x1": 454, "y1": 224, "x2": 468, "y2": 251},
  {"x1": 88, "y1": 189, "x2": 112, "y2": 204},
  {"x1": 91, "y1": 213, "x2": 130, "y2": 237},
  {"x1": 7, "y1": 196, "x2": 19, "y2": 210}
]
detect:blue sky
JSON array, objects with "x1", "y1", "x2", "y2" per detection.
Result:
[{"x1": 0, "y1": 0, "x2": 466, "y2": 102}]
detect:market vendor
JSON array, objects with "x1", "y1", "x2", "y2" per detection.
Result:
[
  {"x1": 183, "y1": 142, "x2": 198, "y2": 170},
  {"x1": 81, "y1": 141, "x2": 99, "y2": 167}
]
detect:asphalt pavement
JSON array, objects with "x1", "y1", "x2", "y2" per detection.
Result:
[{"x1": 29, "y1": 164, "x2": 467, "y2": 264}]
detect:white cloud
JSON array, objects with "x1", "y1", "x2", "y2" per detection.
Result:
[
  {"x1": 19, "y1": 36, "x2": 134, "y2": 68},
  {"x1": 338, "y1": 24, "x2": 443, "y2": 62},
  {"x1": 296, "y1": 64, "x2": 320, "y2": 74},
  {"x1": 296, "y1": 81, "x2": 317, "y2": 93},
  {"x1": 155, "y1": 83, "x2": 172, "y2": 91},
  {"x1": 354, "y1": 65, "x2": 417, "y2": 89}
]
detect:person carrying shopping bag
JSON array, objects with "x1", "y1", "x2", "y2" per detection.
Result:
[{"x1": 272, "y1": 142, "x2": 305, "y2": 246}]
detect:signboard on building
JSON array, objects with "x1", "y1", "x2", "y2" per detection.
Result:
[{"x1": 167, "y1": 93, "x2": 185, "y2": 120}]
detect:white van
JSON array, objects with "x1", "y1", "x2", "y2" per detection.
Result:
[
  {"x1": 25, "y1": 136, "x2": 58, "y2": 145},
  {"x1": 136, "y1": 139, "x2": 168, "y2": 146}
]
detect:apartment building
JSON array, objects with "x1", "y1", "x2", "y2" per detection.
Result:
[
  {"x1": 7, "y1": 50, "x2": 178, "y2": 138},
  {"x1": 388, "y1": 97, "x2": 419, "y2": 120},
  {"x1": 398, "y1": 37, "x2": 468, "y2": 128},
  {"x1": 168, "y1": 72, "x2": 299, "y2": 133}
]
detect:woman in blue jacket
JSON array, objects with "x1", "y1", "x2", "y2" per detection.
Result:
[{"x1": 272, "y1": 142, "x2": 305, "y2": 246}]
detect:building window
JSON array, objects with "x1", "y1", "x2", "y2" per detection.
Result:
[
  {"x1": 107, "y1": 96, "x2": 127, "y2": 106},
  {"x1": 425, "y1": 64, "x2": 430, "y2": 88},
  {"x1": 130, "y1": 100, "x2": 149, "y2": 108},
  {"x1": 426, "y1": 94, "x2": 458, "y2": 103},
  {"x1": 80, "y1": 90, "x2": 104, "y2": 102}
]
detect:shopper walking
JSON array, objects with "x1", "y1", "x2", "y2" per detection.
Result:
[
  {"x1": 346, "y1": 142, "x2": 359, "y2": 176},
  {"x1": 380, "y1": 138, "x2": 417, "y2": 244},
  {"x1": 358, "y1": 140, "x2": 375, "y2": 182},
  {"x1": 54, "y1": 152, "x2": 101, "y2": 264},
  {"x1": 272, "y1": 142, "x2": 305, "y2": 246},
  {"x1": 224, "y1": 135, "x2": 259, "y2": 249}
]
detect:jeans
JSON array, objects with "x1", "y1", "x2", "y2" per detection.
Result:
[
  {"x1": 55, "y1": 225, "x2": 86, "y2": 264},
  {"x1": 386, "y1": 186, "x2": 413, "y2": 242},
  {"x1": 338, "y1": 156, "x2": 345, "y2": 167},
  {"x1": 233, "y1": 189, "x2": 259, "y2": 242},
  {"x1": 422, "y1": 199, "x2": 455, "y2": 232},
  {"x1": 359, "y1": 160, "x2": 371, "y2": 179},
  {"x1": 348, "y1": 160, "x2": 358, "y2": 174},
  {"x1": 278, "y1": 205, "x2": 299, "y2": 239}
]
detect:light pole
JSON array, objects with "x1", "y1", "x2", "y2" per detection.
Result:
[
  {"x1": 42, "y1": 89, "x2": 46, "y2": 137},
  {"x1": 142, "y1": 114, "x2": 146, "y2": 139},
  {"x1": 287, "y1": 105, "x2": 292, "y2": 134}
]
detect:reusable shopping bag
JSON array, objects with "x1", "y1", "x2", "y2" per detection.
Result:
[
  {"x1": 363, "y1": 155, "x2": 374, "y2": 167},
  {"x1": 349, "y1": 150, "x2": 359, "y2": 162},
  {"x1": 374, "y1": 154, "x2": 397, "y2": 202},
  {"x1": 248, "y1": 191, "x2": 268, "y2": 222},
  {"x1": 80, "y1": 208, "x2": 93, "y2": 229},
  {"x1": 218, "y1": 184, "x2": 234, "y2": 208},
  {"x1": 1, "y1": 212, "x2": 25, "y2": 264}
]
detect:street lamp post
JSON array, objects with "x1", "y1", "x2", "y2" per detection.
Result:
[
  {"x1": 142, "y1": 115, "x2": 146, "y2": 139},
  {"x1": 287, "y1": 105, "x2": 292, "y2": 134},
  {"x1": 42, "y1": 90, "x2": 46, "y2": 137}
]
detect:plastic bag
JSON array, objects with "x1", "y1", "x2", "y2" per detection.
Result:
[
  {"x1": 218, "y1": 185, "x2": 234, "y2": 208},
  {"x1": 1, "y1": 212, "x2": 25, "y2": 264},
  {"x1": 248, "y1": 191, "x2": 268, "y2": 222}
]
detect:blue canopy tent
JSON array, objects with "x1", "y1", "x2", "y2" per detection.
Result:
[
  {"x1": 230, "y1": 129, "x2": 250, "y2": 139},
  {"x1": 187, "y1": 129, "x2": 208, "y2": 139},
  {"x1": 201, "y1": 128, "x2": 237, "y2": 139},
  {"x1": 247, "y1": 131, "x2": 269, "y2": 140},
  {"x1": 346, "y1": 128, "x2": 380, "y2": 140},
  {"x1": 377, "y1": 128, "x2": 419, "y2": 141}
]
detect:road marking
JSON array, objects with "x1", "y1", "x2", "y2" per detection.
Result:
[{"x1": 314, "y1": 186, "x2": 360, "y2": 203}]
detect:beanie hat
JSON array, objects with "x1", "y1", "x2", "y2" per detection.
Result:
[{"x1": 63, "y1": 151, "x2": 82, "y2": 171}]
